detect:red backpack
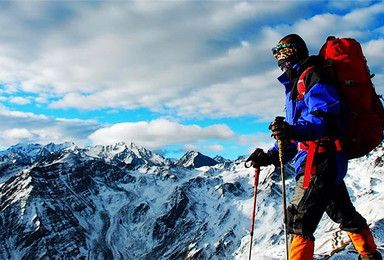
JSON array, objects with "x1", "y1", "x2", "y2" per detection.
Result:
[{"x1": 298, "y1": 36, "x2": 384, "y2": 159}]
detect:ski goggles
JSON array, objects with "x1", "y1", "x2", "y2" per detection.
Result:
[{"x1": 272, "y1": 43, "x2": 299, "y2": 60}]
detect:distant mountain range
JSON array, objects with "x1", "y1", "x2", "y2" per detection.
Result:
[{"x1": 0, "y1": 142, "x2": 383, "y2": 259}]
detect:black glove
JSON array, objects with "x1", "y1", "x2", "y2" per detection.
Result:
[
  {"x1": 245, "y1": 148, "x2": 279, "y2": 168},
  {"x1": 268, "y1": 116, "x2": 294, "y2": 142}
]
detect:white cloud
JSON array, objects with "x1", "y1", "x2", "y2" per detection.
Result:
[
  {"x1": 0, "y1": 1, "x2": 313, "y2": 119},
  {"x1": 0, "y1": 1, "x2": 383, "y2": 157},
  {"x1": 363, "y1": 39, "x2": 384, "y2": 94},
  {"x1": 0, "y1": 82, "x2": 19, "y2": 94},
  {"x1": 205, "y1": 144, "x2": 224, "y2": 152},
  {"x1": 264, "y1": 2, "x2": 383, "y2": 54},
  {"x1": 364, "y1": 39, "x2": 384, "y2": 66},
  {"x1": 34, "y1": 93, "x2": 49, "y2": 104},
  {"x1": 88, "y1": 118, "x2": 234, "y2": 151},
  {"x1": 182, "y1": 144, "x2": 199, "y2": 153},
  {"x1": 165, "y1": 69, "x2": 285, "y2": 120},
  {"x1": 327, "y1": 0, "x2": 375, "y2": 10},
  {"x1": 0, "y1": 104, "x2": 250, "y2": 157},
  {"x1": 9, "y1": 96, "x2": 31, "y2": 105},
  {"x1": 0, "y1": 105, "x2": 100, "y2": 148},
  {"x1": 4, "y1": 128, "x2": 33, "y2": 140}
]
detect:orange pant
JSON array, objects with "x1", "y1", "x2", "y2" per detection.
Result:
[
  {"x1": 289, "y1": 228, "x2": 378, "y2": 260},
  {"x1": 348, "y1": 228, "x2": 377, "y2": 256},
  {"x1": 289, "y1": 234, "x2": 314, "y2": 260}
]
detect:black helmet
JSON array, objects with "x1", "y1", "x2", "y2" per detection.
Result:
[{"x1": 272, "y1": 34, "x2": 309, "y2": 71}]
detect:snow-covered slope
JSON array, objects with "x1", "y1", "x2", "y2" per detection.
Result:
[{"x1": 0, "y1": 142, "x2": 383, "y2": 259}]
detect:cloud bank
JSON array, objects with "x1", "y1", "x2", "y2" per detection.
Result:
[
  {"x1": 0, "y1": 1, "x2": 383, "y2": 158},
  {"x1": 1, "y1": 1, "x2": 381, "y2": 119},
  {"x1": 88, "y1": 118, "x2": 234, "y2": 151}
]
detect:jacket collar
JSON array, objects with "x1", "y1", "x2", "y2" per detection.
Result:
[
  {"x1": 285, "y1": 55, "x2": 321, "y2": 82},
  {"x1": 277, "y1": 55, "x2": 322, "y2": 99}
]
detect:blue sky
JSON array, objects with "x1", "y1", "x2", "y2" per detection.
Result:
[{"x1": 0, "y1": 1, "x2": 383, "y2": 160}]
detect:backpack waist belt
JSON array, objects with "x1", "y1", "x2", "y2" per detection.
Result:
[{"x1": 298, "y1": 138, "x2": 342, "y2": 189}]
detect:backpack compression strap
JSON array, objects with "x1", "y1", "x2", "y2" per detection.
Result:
[
  {"x1": 298, "y1": 139, "x2": 343, "y2": 189},
  {"x1": 297, "y1": 66, "x2": 316, "y2": 100}
]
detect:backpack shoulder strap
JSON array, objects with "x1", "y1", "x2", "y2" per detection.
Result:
[{"x1": 297, "y1": 66, "x2": 316, "y2": 100}]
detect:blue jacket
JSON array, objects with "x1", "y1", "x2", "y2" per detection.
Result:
[{"x1": 270, "y1": 56, "x2": 348, "y2": 184}]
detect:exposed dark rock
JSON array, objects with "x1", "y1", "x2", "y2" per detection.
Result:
[{"x1": 177, "y1": 151, "x2": 218, "y2": 168}]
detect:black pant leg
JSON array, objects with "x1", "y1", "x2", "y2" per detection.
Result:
[
  {"x1": 287, "y1": 173, "x2": 329, "y2": 240},
  {"x1": 288, "y1": 152, "x2": 344, "y2": 240},
  {"x1": 325, "y1": 181, "x2": 368, "y2": 233}
]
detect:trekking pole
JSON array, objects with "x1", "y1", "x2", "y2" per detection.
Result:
[
  {"x1": 248, "y1": 166, "x2": 260, "y2": 260},
  {"x1": 278, "y1": 140, "x2": 289, "y2": 260}
]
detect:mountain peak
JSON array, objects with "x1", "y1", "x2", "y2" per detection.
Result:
[
  {"x1": 83, "y1": 142, "x2": 170, "y2": 167},
  {"x1": 176, "y1": 151, "x2": 217, "y2": 168}
]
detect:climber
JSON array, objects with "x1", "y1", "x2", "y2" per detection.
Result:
[{"x1": 247, "y1": 34, "x2": 382, "y2": 260}]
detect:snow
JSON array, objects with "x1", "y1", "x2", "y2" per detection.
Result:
[
  {"x1": 0, "y1": 142, "x2": 383, "y2": 259},
  {"x1": 233, "y1": 146, "x2": 384, "y2": 259}
]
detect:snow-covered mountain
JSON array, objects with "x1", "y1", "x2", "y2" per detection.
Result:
[
  {"x1": 176, "y1": 151, "x2": 218, "y2": 168},
  {"x1": 0, "y1": 142, "x2": 383, "y2": 259}
]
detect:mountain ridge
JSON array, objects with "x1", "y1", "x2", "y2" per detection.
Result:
[{"x1": 0, "y1": 142, "x2": 383, "y2": 259}]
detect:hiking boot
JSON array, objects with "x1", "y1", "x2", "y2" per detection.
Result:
[{"x1": 358, "y1": 251, "x2": 383, "y2": 260}]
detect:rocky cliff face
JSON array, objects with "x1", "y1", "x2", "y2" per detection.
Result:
[
  {"x1": 0, "y1": 143, "x2": 259, "y2": 259},
  {"x1": 0, "y1": 142, "x2": 383, "y2": 260},
  {"x1": 176, "y1": 151, "x2": 218, "y2": 169}
]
